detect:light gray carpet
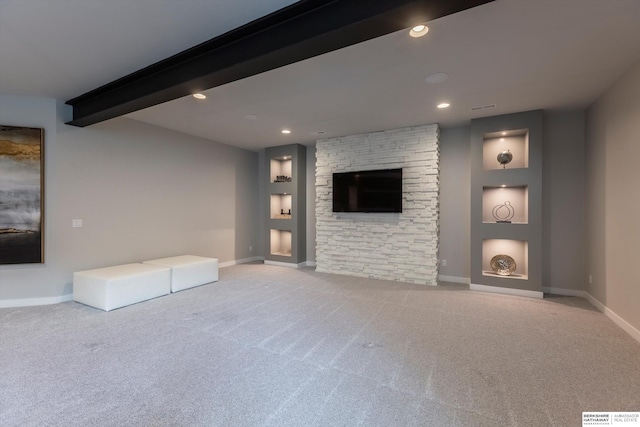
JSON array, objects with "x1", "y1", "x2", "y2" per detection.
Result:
[{"x1": 1, "y1": 263, "x2": 639, "y2": 426}]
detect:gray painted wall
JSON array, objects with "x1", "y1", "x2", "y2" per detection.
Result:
[
  {"x1": 305, "y1": 143, "x2": 316, "y2": 264},
  {"x1": 437, "y1": 112, "x2": 586, "y2": 289},
  {"x1": 586, "y1": 61, "x2": 640, "y2": 332},
  {"x1": 257, "y1": 149, "x2": 266, "y2": 262},
  {"x1": 542, "y1": 111, "x2": 586, "y2": 291},
  {"x1": 470, "y1": 111, "x2": 544, "y2": 293},
  {"x1": 438, "y1": 126, "x2": 471, "y2": 279},
  {"x1": 0, "y1": 94, "x2": 259, "y2": 304},
  {"x1": 263, "y1": 144, "x2": 306, "y2": 264}
]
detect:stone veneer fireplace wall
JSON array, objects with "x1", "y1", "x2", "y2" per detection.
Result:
[{"x1": 315, "y1": 124, "x2": 439, "y2": 285}]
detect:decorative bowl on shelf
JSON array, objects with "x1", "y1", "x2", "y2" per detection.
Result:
[{"x1": 490, "y1": 254, "x2": 517, "y2": 276}]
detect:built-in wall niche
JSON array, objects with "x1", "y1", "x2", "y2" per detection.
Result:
[
  {"x1": 482, "y1": 239, "x2": 528, "y2": 279},
  {"x1": 270, "y1": 193, "x2": 292, "y2": 219},
  {"x1": 270, "y1": 229, "x2": 292, "y2": 257},
  {"x1": 482, "y1": 186, "x2": 528, "y2": 224},
  {"x1": 483, "y1": 129, "x2": 529, "y2": 170},
  {"x1": 270, "y1": 155, "x2": 292, "y2": 183}
]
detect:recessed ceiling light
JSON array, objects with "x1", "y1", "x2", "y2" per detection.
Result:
[
  {"x1": 501, "y1": 185, "x2": 507, "y2": 188},
  {"x1": 409, "y1": 24, "x2": 429, "y2": 38},
  {"x1": 281, "y1": 129, "x2": 291, "y2": 134},
  {"x1": 437, "y1": 103, "x2": 450, "y2": 109},
  {"x1": 192, "y1": 93, "x2": 206, "y2": 100},
  {"x1": 425, "y1": 72, "x2": 448, "y2": 84},
  {"x1": 501, "y1": 131, "x2": 507, "y2": 136},
  {"x1": 244, "y1": 114, "x2": 258, "y2": 120}
]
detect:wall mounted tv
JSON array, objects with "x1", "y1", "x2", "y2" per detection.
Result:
[{"x1": 333, "y1": 168, "x2": 402, "y2": 213}]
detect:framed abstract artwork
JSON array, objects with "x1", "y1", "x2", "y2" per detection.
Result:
[{"x1": 0, "y1": 125, "x2": 44, "y2": 264}]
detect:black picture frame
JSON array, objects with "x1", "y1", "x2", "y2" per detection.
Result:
[{"x1": 0, "y1": 125, "x2": 44, "y2": 264}]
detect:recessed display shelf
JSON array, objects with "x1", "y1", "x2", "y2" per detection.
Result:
[
  {"x1": 471, "y1": 111, "x2": 542, "y2": 294},
  {"x1": 270, "y1": 229, "x2": 292, "y2": 257},
  {"x1": 482, "y1": 239, "x2": 528, "y2": 280},
  {"x1": 270, "y1": 156, "x2": 292, "y2": 183},
  {"x1": 270, "y1": 194, "x2": 292, "y2": 219},
  {"x1": 482, "y1": 185, "x2": 528, "y2": 224},
  {"x1": 483, "y1": 129, "x2": 529, "y2": 171},
  {"x1": 264, "y1": 144, "x2": 306, "y2": 265}
]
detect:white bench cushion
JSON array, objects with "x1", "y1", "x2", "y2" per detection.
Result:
[
  {"x1": 73, "y1": 263, "x2": 171, "y2": 311},
  {"x1": 143, "y1": 255, "x2": 219, "y2": 292}
]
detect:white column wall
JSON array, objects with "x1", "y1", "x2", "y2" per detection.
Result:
[{"x1": 315, "y1": 124, "x2": 439, "y2": 285}]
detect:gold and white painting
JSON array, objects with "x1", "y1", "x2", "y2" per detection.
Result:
[{"x1": 0, "y1": 125, "x2": 44, "y2": 264}]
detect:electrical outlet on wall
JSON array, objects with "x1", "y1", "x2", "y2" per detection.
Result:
[
  {"x1": 441, "y1": 259, "x2": 447, "y2": 267},
  {"x1": 72, "y1": 219, "x2": 83, "y2": 228},
  {"x1": 589, "y1": 274, "x2": 592, "y2": 284},
  {"x1": 249, "y1": 245, "x2": 253, "y2": 252}
]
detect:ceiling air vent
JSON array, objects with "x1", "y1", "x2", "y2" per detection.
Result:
[{"x1": 470, "y1": 104, "x2": 497, "y2": 111}]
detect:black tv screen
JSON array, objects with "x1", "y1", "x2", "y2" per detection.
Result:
[{"x1": 333, "y1": 168, "x2": 402, "y2": 213}]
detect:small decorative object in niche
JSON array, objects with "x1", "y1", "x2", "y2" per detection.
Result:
[
  {"x1": 274, "y1": 175, "x2": 292, "y2": 183},
  {"x1": 0, "y1": 125, "x2": 44, "y2": 264},
  {"x1": 275, "y1": 209, "x2": 291, "y2": 219},
  {"x1": 490, "y1": 254, "x2": 517, "y2": 276},
  {"x1": 497, "y1": 150, "x2": 513, "y2": 169},
  {"x1": 492, "y1": 201, "x2": 515, "y2": 223}
]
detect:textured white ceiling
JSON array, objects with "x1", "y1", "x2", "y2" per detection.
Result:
[{"x1": 2, "y1": 0, "x2": 640, "y2": 151}]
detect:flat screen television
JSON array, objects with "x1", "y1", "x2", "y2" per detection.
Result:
[{"x1": 333, "y1": 168, "x2": 402, "y2": 213}]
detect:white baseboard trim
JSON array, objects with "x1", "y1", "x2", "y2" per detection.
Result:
[
  {"x1": 438, "y1": 275, "x2": 470, "y2": 285},
  {"x1": 219, "y1": 256, "x2": 264, "y2": 268},
  {"x1": 470, "y1": 283, "x2": 544, "y2": 299},
  {"x1": 583, "y1": 292, "x2": 605, "y2": 312},
  {"x1": 584, "y1": 292, "x2": 640, "y2": 344},
  {"x1": 0, "y1": 293, "x2": 73, "y2": 309},
  {"x1": 264, "y1": 260, "x2": 307, "y2": 269},
  {"x1": 541, "y1": 287, "x2": 585, "y2": 297}
]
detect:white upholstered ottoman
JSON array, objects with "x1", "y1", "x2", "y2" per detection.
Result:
[
  {"x1": 143, "y1": 255, "x2": 219, "y2": 293},
  {"x1": 73, "y1": 263, "x2": 171, "y2": 311}
]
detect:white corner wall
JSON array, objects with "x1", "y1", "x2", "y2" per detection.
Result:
[
  {"x1": 586, "y1": 60, "x2": 640, "y2": 340},
  {"x1": 315, "y1": 125, "x2": 439, "y2": 285},
  {"x1": 0, "y1": 94, "x2": 259, "y2": 307}
]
